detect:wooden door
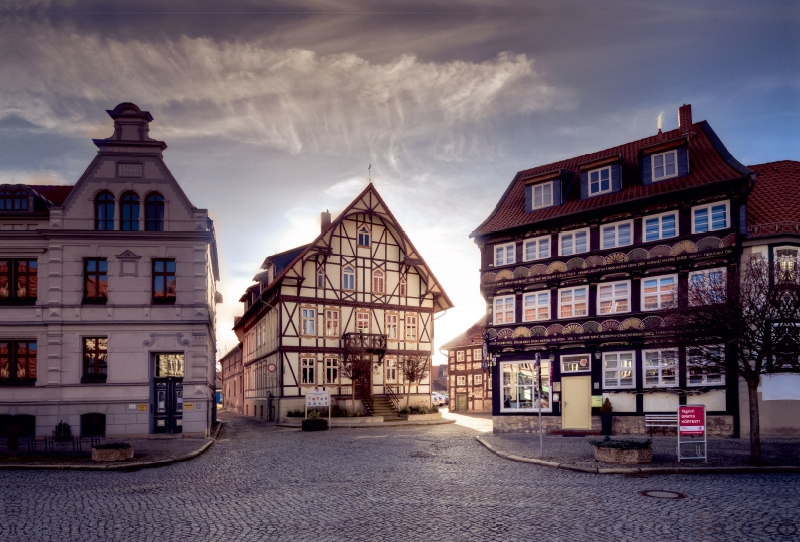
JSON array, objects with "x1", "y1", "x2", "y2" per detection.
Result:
[
  {"x1": 561, "y1": 376, "x2": 591, "y2": 429},
  {"x1": 456, "y1": 394, "x2": 467, "y2": 412}
]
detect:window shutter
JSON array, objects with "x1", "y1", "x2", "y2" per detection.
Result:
[
  {"x1": 641, "y1": 155, "x2": 652, "y2": 185},
  {"x1": 611, "y1": 164, "x2": 621, "y2": 192},
  {"x1": 525, "y1": 184, "x2": 532, "y2": 213},
  {"x1": 579, "y1": 171, "x2": 589, "y2": 200},
  {"x1": 677, "y1": 147, "x2": 689, "y2": 177}
]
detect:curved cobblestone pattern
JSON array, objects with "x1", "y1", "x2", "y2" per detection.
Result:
[{"x1": 0, "y1": 414, "x2": 798, "y2": 541}]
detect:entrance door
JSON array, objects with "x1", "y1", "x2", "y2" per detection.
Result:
[
  {"x1": 153, "y1": 353, "x2": 185, "y2": 434},
  {"x1": 456, "y1": 394, "x2": 468, "y2": 412},
  {"x1": 154, "y1": 378, "x2": 183, "y2": 433},
  {"x1": 561, "y1": 376, "x2": 591, "y2": 429}
]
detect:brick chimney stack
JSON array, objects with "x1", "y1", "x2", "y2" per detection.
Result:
[
  {"x1": 678, "y1": 103, "x2": 693, "y2": 135},
  {"x1": 321, "y1": 210, "x2": 331, "y2": 234}
]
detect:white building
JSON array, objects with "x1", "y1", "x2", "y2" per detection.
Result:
[{"x1": 0, "y1": 103, "x2": 220, "y2": 438}]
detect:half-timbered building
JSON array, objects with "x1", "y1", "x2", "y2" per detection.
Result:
[
  {"x1": 472, "y1": 104, "x2": 755, "y2": 435},
  {"x1": 440, "y1": 319, "x2": 491, "y2": 412},
  {"x1": 233, "y1": 184, "x2": 452, "y2": 421},
  {"x1": 220, "y1": 342, "x2": 244, "y2": 415}
]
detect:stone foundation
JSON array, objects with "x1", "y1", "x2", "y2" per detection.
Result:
[{"x1": 494, "y1": 414, "x2": 735, "y2": 436}]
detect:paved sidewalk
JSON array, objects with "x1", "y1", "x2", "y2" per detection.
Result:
[
  {"x1": 0, "y1": 425, "x2": 219, "y2": 470},
  {"x1": 440, "y1": 407, "x2": 493, "y2": 433},
  {"x1": 479, "y1": 432, "x2": 800, "y2": 472}
]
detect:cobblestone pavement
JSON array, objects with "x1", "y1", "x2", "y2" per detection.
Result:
[
  {"x1": 483, "y1": 433, "x2": 800, "y2": 469},
  {"x1": 1, "y1": 413, "x2": 798, "y2": 541}
]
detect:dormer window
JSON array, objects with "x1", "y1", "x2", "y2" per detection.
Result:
[
  {"x1": 652, "y1": 150, "x2": 678, "y2": 181},
  {"x1": 0, "y1": 189, "x2": 28, "y2": 212},
  {"x1": 358, "y1": 226, "x2": 370, "y2": 247},
  {"x1": 588, "y1": 167, "x2": 612, "y2": 196},
  {"x1": 532, "y1": 182, "x2": 553, "y2": 210}
]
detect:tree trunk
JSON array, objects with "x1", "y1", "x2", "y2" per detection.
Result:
[{"x1": 747, "y1": 377, "x2": 762, "y2": 464}]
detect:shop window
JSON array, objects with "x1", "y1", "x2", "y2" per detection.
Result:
[
  {"x1": 501, "y1": 361, "x2": 550, "y2": 412},
  {"x1": 643, "y1": 349, "x2": 678, "y2": 387},
  {"x1": 561, "y1": 354, "x2": 591, "y2": 373}
]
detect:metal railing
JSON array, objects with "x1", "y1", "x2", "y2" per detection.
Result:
[
  {"x1": 384, "y1": 385, "x2": 401, "y2": 411},
  {"x1": 343, "y1": 332, "x2": 387, "y2": 351}
]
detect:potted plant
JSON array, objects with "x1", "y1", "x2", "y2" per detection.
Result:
[
  {"x1": 600, "y1": 398, "x2": 613, "y2": 436},
  {"x1": 54, "y1": 421, "x2": 72, "y2": 443},
  {"x1": 589, "y1": 436, "x2": 653, "y2": 464},
  {"x1": 92, "y1": 442, "x2": 134, "y2": 462},
  {"x1": 301, "y1": 409, "x2": 329, "y2": 432}
]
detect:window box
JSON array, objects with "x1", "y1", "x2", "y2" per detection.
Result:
[
  {"x1": 692, "y1": 201, "x2": 729, "y2": 233},
  {"x1": 559, "y1": 229, "x2": 589, "y2": 256},
  {"x1": 643, "y1": 211, "x2": 678, "y2": 243}
]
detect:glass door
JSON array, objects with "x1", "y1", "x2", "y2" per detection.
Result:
[{"x1": 153, "y1": 353, "x2": 185, "y2": 434}]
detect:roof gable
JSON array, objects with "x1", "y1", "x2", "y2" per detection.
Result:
[{"x1": 441, "y1": 317, "x2": 487, "y2": 350}]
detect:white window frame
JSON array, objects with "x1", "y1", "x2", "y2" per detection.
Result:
[
  {"x1": 559, "y1": 228, "x2": 590, "y2": 256},
  {"x1": 342, "y1": 266, "x2": 355, "y2": 291},
  {"x1": 692, "y1": 200, "x2": 730, "y2": 234},
  {"x1": 531, "y1": 181, "x2": 554, "y2": 210},
  {"x1": 325, "y1": 357, "x2": 339, "y2": 385},
  {"x1": 643, "y1": 349, "x2": 678, "y2": 388},
  {"x1": 356, "y1": 311, "x2": 370, "y2": 333},
  {"x1": 601, "y1": 220, "x2": 633, "y2": 250},
  {"x1": 385, "y1": 358, "x2": 397, "y2": 383},
  {"x1": 602, "y1": 351, "x2": 636, "y2": 389},
  {"x1": 523, "y1": 290, "x2": 550, "y2": 322},
  {"x1": 588, "y1": 166, "x2": 613, "y2": 196},
  {"x1": 372, "y1": 269, "x2": 385, "y2": 294},
  {"x1": 474, "y1": 374, "x2": 483, "y2": 386},
  {"x1": 651, "y1": 150, "x2": 678, "y2": 181},
  {"x1": 558, "y1": 286, "x2": 588, "y2": 319},
  {"x1": 688, "y1": 268, "x2": 727, "y2": 306},
  {"x1": 494, "y1": 243, "x2": 516, "y2": 266},
  {"x1": 325, "y1": 309, "x2": 340, "y2": 337},
  {"x1": 500, "y1": 360, "x2": 552, "y2": 413},
  {"x1": 301, "y1": 308, "x2": 316, "y2": 336},
  {"x1": 597, "y1": 280, "x2": 631, "y2": 315},
  {"x1": 641, "y1": 274, "x2": 678, "y2": 311},
  {"x1": 405, "y1": 314, "x2": 418, "y2": 341},
  {"x1": 687, "y1": 346, "x2": 725, "y2": 386},
  {"x1": 524, "y1": 235, "x2": 551, "y2": 261},
  {"x1": 493, "y1": 295, "x2": 515, "y2": 325},
  {"x1": 456, "y1": 350, "x2": 465, "y2": 362},
  {"x1": 385, "y1": 313, "x2": 398, "y2": 340},
  {"x1": 301, "y1": 357, "x2": 316, "y2": 385},
  {"x1": 643, "y1": 211, "x2": 679, "y2": 243},
  {"x1": 560, "y1": 354, "x2": 591, "y2": 374},
  {"x1": 456, "y1": 375, "x2": 466, "y2": 386},
  {"x1": 473, "y1": 348, "x2": 482, "y2": 361}
]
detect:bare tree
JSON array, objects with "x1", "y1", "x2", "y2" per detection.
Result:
[
  {"x1": 398, "y1": 354, "x2": 430, "y2": 407},
  {"x1": 667, "y1": 256, "x2": 800, "y2": 463}
]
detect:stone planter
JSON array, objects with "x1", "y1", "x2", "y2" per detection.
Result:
[
  {"x1": 302, "y1": 419, "x2": 329, "y2": 432},
  {"x1": 92, "y1": 445, "x2": 134, "y2": 462},
  {"x1": 403, "y1": 412, "x2": 443, "y2": 421},
  {"x1": 593, "y1": 445, "x2": 653, "y2": 464}
]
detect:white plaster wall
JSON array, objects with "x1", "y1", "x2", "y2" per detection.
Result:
[
  {"x1": 689, "y1": 390, "x2": 726, "y2": 412},
  {"x1": 643, "y1": 392, "x2": 679, "y2": 412},
  {"x1": 603, "y1": 392, "x2": 637, "y2": 412}
]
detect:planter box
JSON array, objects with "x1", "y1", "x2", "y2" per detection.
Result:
[
  {"x1": 404, "y1": 413, "x2": 442, "y2": 422},
  {"x1": 593, "y1": 446, "x2": 653, "y2": 464},
  {"x1": 92, "y1": 446, "x2": 134, "y2": 462},
  {"x1": 301, "y1": 419, "x2": 329, "y2": 432}
]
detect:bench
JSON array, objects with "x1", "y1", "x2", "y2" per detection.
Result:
[{"x1": 644, "y1": 414, "x2": 678, "y2": 436}]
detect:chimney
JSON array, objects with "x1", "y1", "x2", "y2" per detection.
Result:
[
  {"x1": 321, "y1": 210, "x2": 331, "y2": 234},
  {"x1": 678, "y1": 104, "x2": 693, "y2": 135}
]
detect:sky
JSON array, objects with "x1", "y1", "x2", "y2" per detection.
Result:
[{"x1": 1, "y1": 0, "x2": 798, "y2": 363}]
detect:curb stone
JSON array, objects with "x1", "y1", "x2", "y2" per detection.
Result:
[
  {"x1": 0, "y1": 421, "x2": 224, "y2": 472},
  {"x1": 475, "y1": 435, "x2": 800, "y2": 475},
  {"x1": 277, "y1": 418, "x2": 456, "y2": 429}
]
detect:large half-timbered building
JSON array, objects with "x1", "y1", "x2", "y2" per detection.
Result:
[
  {"x1": 472, "y1": 104, "x2": 755, "y2": 435},
  {"x1": 233, "y1": 185, "x2": 452, "y2": 421}
]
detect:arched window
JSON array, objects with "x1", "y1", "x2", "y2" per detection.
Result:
[
  {"x1": 95, "y1": 191, "x2": 115, "y2": 230},
  {"x1": 399, "y1": 277, "x2": 407, "y2": 297},
  {"x1": 358, "y1": 226, "x2": 370, "y2": 247},
  {"x1": 145, "y1": 193, "x2": 165, "y2": 231},
  {"x1": 316, "y1": 267, "x2": 325, "y2": 288},
  {"x1": 120, "y1": 192, "x2": 139, "y2": 231},
  {"x1": 12, "y1": 190, "x2": 28, "y2": 211},
  {"x1": 372, "y1": 269, "x2": 384, "y2": 294},
  {"x1": 0, "y1": 189, "x2": 11, "y2": 210},
  {"x1": 342, "y1": 266, "x2": 355, "y2": 291}
]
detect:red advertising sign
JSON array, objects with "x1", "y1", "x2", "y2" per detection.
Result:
[{"x1": 678, "y1": 405, "x2": 706, "y2": 436}]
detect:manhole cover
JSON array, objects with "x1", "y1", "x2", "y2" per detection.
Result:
[
  {"x1": 410, "y1": 452, "x2": 434, "y2": 458},
  {"x1": 639, "y1": 490, "x2": 686, "y2": 499}
]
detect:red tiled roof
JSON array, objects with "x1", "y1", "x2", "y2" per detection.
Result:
[
  {"x1": 747, "y1": 160, "x2": 800, "y2": 237},
  {"x1": 440, "y1": 317, "x2": 487, "y2": 350},
  {"x1": 29, "y1": 185, "x2": 74, "y2": 206},
  {"x1": 471, "y1": 121, "x2": 751, "y2": 237}
]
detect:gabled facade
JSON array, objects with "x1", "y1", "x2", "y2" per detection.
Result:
[
  {"x1": 0, "y1": 103, "x2": 220, "y2": 438},
  {"x1": 440, "y1": 319, "x2": 491, "y2": 412},
  {"x1": 472, "y1": 104, "x2": 753, "y2": 435},
  {"x1": 220, "y1": 343, "x2": 244, "y2": 415},
  {"x1": 233, "y1": 184, "x2": 452, "y2": 421}
]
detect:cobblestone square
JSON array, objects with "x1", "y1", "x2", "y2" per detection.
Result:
[{"x1": 1, "y1": 413, "x2": 798, "y2": 541}]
